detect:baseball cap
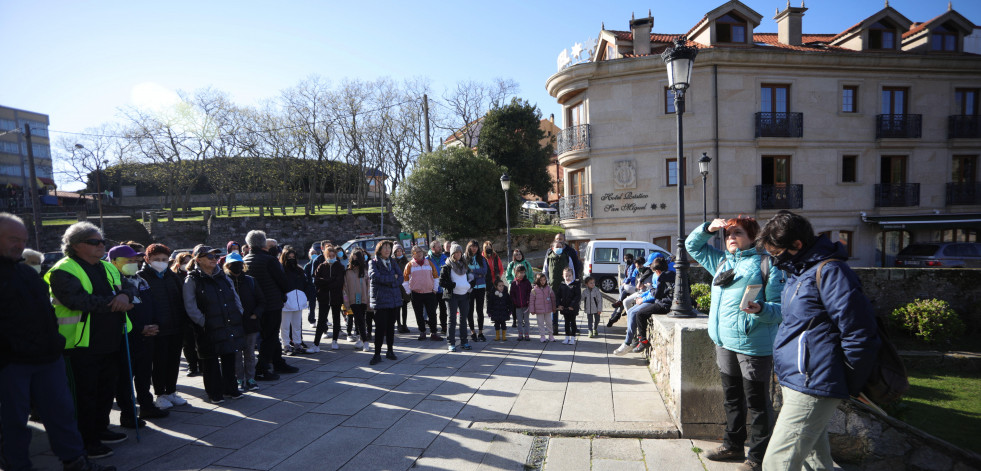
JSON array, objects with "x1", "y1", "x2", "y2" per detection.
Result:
[
  {"x1": 192, "y1": 245, "x2": 221, "y2": 258},
  {"x1": 226, "y1": 252, "x2": 244, "y2": 263},
  {"x1": 108, "y1": 245, "x2": 144, "y2": 260}
]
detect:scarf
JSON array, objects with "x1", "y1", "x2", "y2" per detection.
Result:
[{"x1": 450, "y1": 257, "x2": 468, "y2": 276}]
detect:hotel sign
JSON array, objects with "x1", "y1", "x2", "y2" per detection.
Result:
[{"x1": 601, "y1": 192, "x2": 668, "y2": 213}]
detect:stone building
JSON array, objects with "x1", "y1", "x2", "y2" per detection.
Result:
[
  {"x1": 0, "y1": 105, "x2": 56, "y2": 210},
  {"x1": 546, "y1": 0, "x2": 981, "y2": 266}
]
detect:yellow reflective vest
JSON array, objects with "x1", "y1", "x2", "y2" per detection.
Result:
[{"x1": 44, "y1": 257, "x2": 132, "y2": 350}]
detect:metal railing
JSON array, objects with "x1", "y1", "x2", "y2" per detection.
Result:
[
  {"x1": 876, "y1": 114, "x2": 922, "y2": 139},
  {"x1": 556, "y1": 124, "x2": 590, "y2": 155},
  {"x1": 875, "y1": 183, "x2": 920, "y2": 207},
  {"x1": 558, "y1": 193, "x2": 592, "y2": 220},
  {"x1": 755, "y1": 184, "x2": 803, "y2": 210},
  {"x1": 946, "y1": 182, "x2": 981, "y2": 205},
  {"x1": 948, "y1": 115, "x2": 981, "y2": 139},
  {"x1": 755, "y1": 112, "x2": 803, "y2": 138}
]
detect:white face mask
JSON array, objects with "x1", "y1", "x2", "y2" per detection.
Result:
[
  {"x1": 121, "y1": 263, "x2": 139, "y2": 276},
  {"x1": 150, "y1": 261, "x2": 169, "y2": 273},
  {"x1": 29, "y1": 264, "x2": 42, "y2": 273}
]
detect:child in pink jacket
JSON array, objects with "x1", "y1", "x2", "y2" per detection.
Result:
[{"x1": 529, "y1": 273, "x2": 556, "y2": 342}]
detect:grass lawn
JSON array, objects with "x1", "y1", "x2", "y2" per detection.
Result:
[
  {"x1": 171, "y1": 205, "x2": 383, "y2": 221},
  {"x1": 512, "y1": 225, "x2": 564, "y2": 236},
  {"x1": 894, "y1": 365, "x2": 981, "y2": 453},
  {"x1": 41, "y1": 219, "x2": 77, "y2": 226}
]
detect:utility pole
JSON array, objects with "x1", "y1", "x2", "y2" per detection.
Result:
[
  {"x1": 23, "y1": 124, "x2": 43, "y2": 249},
  {"x1": 423, "y1": 94, "x2": 432, "y2": 153}
]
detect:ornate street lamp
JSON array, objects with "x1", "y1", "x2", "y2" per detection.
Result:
[
  {"x1": 661, "y1": 37, "x2": 698, "y2": 318},
  {"x1": 699, "y1": 152, "x2": 712, "y2": 223},
  {"x1": 501, "y1": 173, "x2": 512, "y2": 257}
]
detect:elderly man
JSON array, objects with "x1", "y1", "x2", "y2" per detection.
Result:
[
  {"x1": 47, "y1": 222, "x2": 134, "y2": 459},
  {"x1": 542, "y1": 233, "x2": 583, "y2": 335},
  {"x1": 0, "y1": 214, "x2": 116, "y2": 470},
  {"x1": 244, "y1": 230, "x2": 297, "y2": 380}
]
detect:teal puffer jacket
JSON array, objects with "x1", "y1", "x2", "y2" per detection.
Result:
[{"x1": 685, "y1": 222, "x2": 784, "y2": 356}]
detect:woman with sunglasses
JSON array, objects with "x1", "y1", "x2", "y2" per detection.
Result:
[{"x1": 685, "y1": 217, "x2": 784, "y2": 471}]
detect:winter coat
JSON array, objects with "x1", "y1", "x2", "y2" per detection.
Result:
[
  {"x1": 773, "y1": 236, "x2": 881, "y2": 399},
  {"x1": 183, "y1": 267, "x2": 245, "y2": 358},
  {"x1": 686, "y1": 222, "x2": 784, "y2": 356},
  {"x1": 282, "y1": 264, "x2": 310, "y2": 312},
  {"x1": 314, "y1": 260, "x2": 346, "y2": 307},
  {"x1": 368, "y1": 257, "x2": 403, "y2": 309},
  {"x1": 528, "y1": 285, "x2": 556, "y2": 315},
  {"x1": 467, "y1": 254, "x2": 488, "y2": 290},
  {"x1": 504, "y1": 259, "x2": 534, "y2": 284},
  {"x1": 639, "y1": 271, "x2": 676, "y2": 313},
  {"x1": 426, "y1": 251, "x2": 448, "y2": 293},
  {"x1": 545, "y1": 245, "x2": 583, "y2": 281},
  {"x1": 229, "y1": 273, "x2": 265, "y2": 334},
  {"x1": 581, "y1": 285, "x2": 604, "y2": 315},
  {"x1": 0, "y1": 257, "x2": 65, "y2": 366},
  {"x1": 509, "y1": 278, "x2": 532, "y2": 309},
  {"x1": 485, "y1": 255, "x2": 505, "y2": 286},
  {"x1": 404, "y1": 257, "x2": 439, "y2": 294},
  {"x1": 439, "y1": 262, "x2": 473, "y2": 299},
  {"x1": 486, "y1": 287, "x2": 513, "y2": 322},
  {"x1": 556, "y1": 280, "x2": 581, "y2": 316},
  {"x1": 138, "y1": 265, "x2": 186, "y2": 337},
  {"x1": 342, "y1": 269, "x2": 370, "y2": 307},
  {"x1": 122, "y1": 275, "x2": 154, "y2": 336},
  {"x1": 543, "y1": 251, "x2": 574, "y2": 291},
  {"x1": 244, "y1": 249, "x2": 289, "y2": 311}
]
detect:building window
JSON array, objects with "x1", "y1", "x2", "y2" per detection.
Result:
[
  {"x1": 842, "y1": 86, "x2": 858, "y2": 113},
  {"x1": 842, "y1": 155, "x2": 858, "y2": 183},
  {"x1": 0, "y1": 141, "x2": 19, "y2": 155},
  {"x1": 839, "y1": 231, "x2": 854, "y2": 257},
  {"x1": 869, "y1": 20, "x2": 897, "y2": 50},
  {"x1": 567, "y1": 101, "x2": 585, "y2": 128},
  {"x1": 931, "y1": 24, "x2": 958, "y2": 51},
  {"x1": 952, "y1": 155, "x2": 978, "y2": 183},
  {"x1": 881, "y1": 155, "x2": 907, "y2": 184},
  {"x1": 933, "y1": 229, "x2": 977, "y2": 242},
  {"x1": 652, "y1": 236, "x2": 672, "y2": 251},
  {"x1": 881, "y1": 87, "x2": 908, "y2": 115},
  {"x1": 717, "y1": 13, "x2": 747, "y2": 43},
  {"x1": 569, "y1": 168, "x2": 585, "y2": 196},
  {"x1": 762, "y1": 155, "x2": 791, "y2": 186},
  {"x1": 761, "y1": 84, "x2": 790, "y2": 113},
  {"x1": 607, "y1": 45, "x2": 615, "y2": 59},
  {"x1": 955, "y1": 88, "x2": 978, "y2": 116},
  {"x1": 666, "y1": 158, "x2": 686, "y2": 186},
  {"x1": 877, "y1": 230, "x2": 910, "y2": 267},
  {"x1": 0, "y1": 119, "x2": 16, "y2": 131},
  {"x1": 665, "y1": 87, "x2": 676, "y2": 114}
]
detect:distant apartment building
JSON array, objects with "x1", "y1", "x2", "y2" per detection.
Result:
[
  {"x1": 547, "y1": 0, "x2": 981, "y2": 267},
  {"x1": 0, "y1": 105, "x2": 56, "y2": 209}
]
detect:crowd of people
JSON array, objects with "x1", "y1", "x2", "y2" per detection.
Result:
[{"x1": 0, "y1": 210, "x2": 881, "y2": 471}]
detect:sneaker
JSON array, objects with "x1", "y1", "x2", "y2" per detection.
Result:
[
  {"x1": 354, "y1": 339, "x2": 364, "y2": 348},
  {"x1": 63, "y1": 454, "x2": 117, "y2": 470},
  {"x1": 386, "y1": 351, "x2": 398, "y2": 360},
  {"x1": 99, "y1": 430, "x2": 127, "y2": 444},
  {"x1": 477, "y1": 333, "x2": 486, "y2": 342},
  {"x1": 448, "y1": 344, "x2": 458, "y2": 352},
  {"x1": 138, "y1": 405, "x2": 169, "y2": 419},
  {"x1": 738, "y1": 459, "x2": 762, "y2": 471},
  {"x1": 462, "y1": 343, "x2": 472, "y2": 351},
  {"x1": 85, "y1": 444, "x2": 114, "y2": 460},
  {"x1": 297, "y1": 343, "x2": 310, "y2": 354},
  {"x1": 118, "y1": 416, "x2": 145, "y2": 429},
  {"x1": 418, "y1": 333, "x2": 427, "y2": 341},
  {"x1": 307, "y1": 344, "x2": 320, "y2": 353},
  {"x1": 273, "y1": 363, "x2": 299, "y2": 374},
  {"x1": 246, "y1": 379, "x2": 260, "y2": 391},
  {"x1": 348, "y1": 334, "x2": 357, "y2": 342},
  {"x1": 569, "y1": 337, "x2": 576, "y2": 345},
  {"x1": 254, "y1": 371, "x2": 280, "y2": 381},
  {"x1": 703, "y1": 445, "x2": 745, "y2": 462},
  {"x1": 226, "y1": 389, "x2": 243, "y2": 400},
  {"x1": 430, "y1": 333, "x2": 444, "y2": 341},
  {"x1": 632, "y1": 339, "x2": 650, "y2": 353},
  {"x1": 186, "y1": 368, "x2": 201, "y2": 377},
  {"x1": 471, "y1": 333, "x2": 478, "y2": 341},
  {"x1": 154, "y1": 395, "x2": 173, "y2": 410},
  {"x1": 561, "y1": 337, "x2": 570, "y2": 345},
  {"x1": 398, "y1": 325, "x2": 411, "y2": 333},
  {"x1": 362, "y1": 344, "x2": 371, "y2": 352},
  {"x1": 540, "y1": 336, "x2": 547, "y2": 343},
  {"x1": 548, "y1": 336, "x2": 555, "y2": 342},
  {"x1": 369, "y1": 355, "x2": 382, "y2": 365},
  {"x1": 613, "y1": 343, "x2": 630, "y2": 356},
  {"x1": 209, "y1": 396, "x2": 225, "y2": 404},
  {"x1": 167, "y1": 393, "x2": 187, "y2": 406},
  {"x1": 331, "y1": 341, "x2": 339, "y2": 350}
]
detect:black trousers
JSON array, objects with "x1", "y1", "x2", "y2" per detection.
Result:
[
  {"x1": 200, "y1": 353, "x2": 238, "y2": 400},
  {"x1": 467, "y1": 287, "x2": 486, "y2": 333},
  {"x1": 437, "y1": 297, "x2": 448, "y2": 331},
  {"x1": 411, "y1": 292, "x2": 438, "y2": 335},
  {"x1": 716, "y1": 346, "x2": 773, "y2": 463},
  {"x1": 562, "y1": 313, "x2": 579, "y2": 336},
  {"x1": 182, "y1": 323, "x2": 199, "y2": 373},
  {"x1": 314, "y1": 298, "x2": 342, "y2": 345},
  {"x1": 116, "y1": 334, "x2": 154, "y2": 417},
  {"x1": 373, "y1": 307, "x2": 397, "y2": 355},
  {"x1": 152, "y1": 333, "x2": 182, "y2": 396},
  {"x1": 64, "y1": 350, "x2": 119, "y2": 448},
  {"x1": 350, "y1": 304, "x2": 369, "y2": 342},
  {"x1": 257, "y1": 307, "x2": 285, "y2": 372},
  {"x1": 397, "y1": 299, "x2": 409, "y2": 326}
]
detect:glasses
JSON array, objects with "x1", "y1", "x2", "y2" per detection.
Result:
[
  {"x1": 81, "y1": 239, "x2": 106, "y2": 246},
  {"x1": 198, "y1": 253, "x2": 218, "y2": 260}
]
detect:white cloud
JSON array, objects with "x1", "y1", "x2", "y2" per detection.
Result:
[{"x1": 130, "y1": 82, "x2": 181, "y2": 111}]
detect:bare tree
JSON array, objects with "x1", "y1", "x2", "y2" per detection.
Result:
[{"x1": 436, "y1": 78, "x2": 519, "y2": 149}]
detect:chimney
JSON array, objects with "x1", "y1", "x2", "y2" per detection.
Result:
[
  {"x1": 775, "y1": 2, "x2": 807, "y2": 46},
  {"x1": 629, "y1": 11, "x2": 653, "y2": 55},
  {"x1": 549, "y1": 113, "x2": 555, "y2": 123}
]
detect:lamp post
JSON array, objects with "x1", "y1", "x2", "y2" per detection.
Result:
[
  {"x1": 661, "y1": 37, "x2": 698, "y2": 319},
  {"x1": 75, "y1": 144, "x2": 105, "y2": 232},
  {"x1": 500, "y1": 173, "x2": 512, "y2": 257},
  {"x1": 699, "y1": 152, "x2": 711, "y2": 222}
]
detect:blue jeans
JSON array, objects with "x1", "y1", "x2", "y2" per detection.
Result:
[
  {"x1": 0, "y1": 357, "x2": 85, "y2": 470},
  {"x1": 622, "y1": 302, "x2": 658, "y2": 344},
  {"x1": 447, "y1": 293, "x2": 471, "y2": 346}
]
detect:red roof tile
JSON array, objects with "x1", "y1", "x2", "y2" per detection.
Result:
[{"x1": 829, "y1": 20, "x2": 863, "y2": 43}]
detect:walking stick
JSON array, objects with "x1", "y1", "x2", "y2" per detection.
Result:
[{"x1": 122, "y1": 323, "x2": 140, "y2": 442}]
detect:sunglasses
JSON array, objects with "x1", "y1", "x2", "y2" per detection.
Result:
[
  {"x1": 198, "y1": 253, "x2": 218, "y2": 260},
  {"x1": 81, "y1": 239, "x2": 106, "y2": 246}
]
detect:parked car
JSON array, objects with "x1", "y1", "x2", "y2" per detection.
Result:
[
  {"x1": 582, "y1": 240, "x2": 671, "y2": 293},
  {"x1": 521, "y1": 200, "x2": 558, "y2": 214},
  {"x1": 894, "y1": 242, "x2": 981, "y2": 268},
  {"x1": 340, "y1": 235, "x2": 397, "y2": 261},
  {"x1": 41, "y1": 251, "x2": 63, "y2": 275}
]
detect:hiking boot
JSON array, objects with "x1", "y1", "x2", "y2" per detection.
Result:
[
  {"x1": 64, "y1": 455, "x2": 117, "y2": 470},
  {"x1": 738, "y1": 459, "x2": 762, "y2": 471},
  {"x1": 703, "y1": 445, "x2": 745, "y2": 462}
]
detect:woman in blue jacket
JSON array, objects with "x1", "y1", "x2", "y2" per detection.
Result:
[
  {"x1": 686, "y1": 217, "x2": 783, "y2": 470},
  {"x1": 367, "y1": 240, "x2": 404, "y2": 365}
]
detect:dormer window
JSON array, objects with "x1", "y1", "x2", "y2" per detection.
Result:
[
  {"x1": 717, "y1": 13, "x2": 747, "y2": 44},
  {"x1": 931, "y1": 23, "x2": 958, "y2": 51},
  {"x1": 869, "y1": 20, "x2": 897, "y2": 50}
]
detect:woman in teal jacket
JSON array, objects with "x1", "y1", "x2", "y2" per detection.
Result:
[{"x1": 685, "y1": 217, "x2": 783, "y2": 469}]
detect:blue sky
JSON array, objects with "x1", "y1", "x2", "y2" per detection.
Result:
[{"x1": 1, "y1": 0, "x2": 977, "y2": 186}]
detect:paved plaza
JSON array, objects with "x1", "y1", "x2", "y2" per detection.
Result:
[{"x1": 22, "y1": 301, "x2": 834, "y2": 471}]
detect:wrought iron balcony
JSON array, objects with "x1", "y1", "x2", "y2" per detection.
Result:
[
  {"x1": 556, "y1": 124, "x2": 590, "y2": 155},
  {"x1": 875, "y1": 183, "x2": 920, "y2": 207},
  {"x1": 876, "y1": 114, "x2": 922, "y2": 139},
  {"x1": 946, "y1": 182, "x2": 981, "y2": 205},
  {"x1": 948, "y1": 115, "x2": 981, "y2": 139},
  {"x1": 755, "y1": 112, "x2": 803, "y2": 138},
  {"x1": 755, "y1": 184, "x2": 803, "y2": 210},
  {"x1": 559, "y1": 193, "x2": 592, "y2": 220}
]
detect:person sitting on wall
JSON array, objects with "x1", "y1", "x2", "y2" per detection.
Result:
[{"x1": 612, "y1": 257, "x2": 675, "y2": 355}]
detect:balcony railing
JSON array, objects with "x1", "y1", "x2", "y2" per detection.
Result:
[
  {"x1": 556, "y1": 124, "x2": 590, "y2": 155},
  {"x1": 946, "y1": 182, "x2": 981, "y2": 205},
  {"x1": 558, "y1": 193, "x2": 592, "y2": 220},
  {"x1": 755, "y1": 184, "x2": 803, "y2": 210},
  {"x1": 948, "y1": 115, "x2": 981, "y2": 139},
  {"x1": 875, "y1": 183, "x2": 920, "y2": 207},
  {"x1": 755, "y1": 112, "x2": 803, "y2": 138},
  {"x1": 876, "y1": 114, "x2": 922, "y2": 139}
]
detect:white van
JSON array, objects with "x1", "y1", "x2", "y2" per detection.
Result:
[{"x1": 582, "y1": 240, "x2": 671, "y2": 293}]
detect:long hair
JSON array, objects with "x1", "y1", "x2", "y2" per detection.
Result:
[
  {"x1": 171, "y1": 253, "x2": 192, "y2": 273},
  {"x1": 278, "y1": 245, "x2": 299, "y2": 271},
  {"x1": 511, "y1": 248, "x2": 525, "y2": 263},
  {"x1": 348, "y1": 248, "x2": 367, "y2": 278},
  {"x1": 465, "y1": 239, "x2": 484, "y2": 265}
]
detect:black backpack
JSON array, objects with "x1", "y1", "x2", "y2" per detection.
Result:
[{"x1": 815, "y1": 259, "x2": 909, "y2": 406}]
